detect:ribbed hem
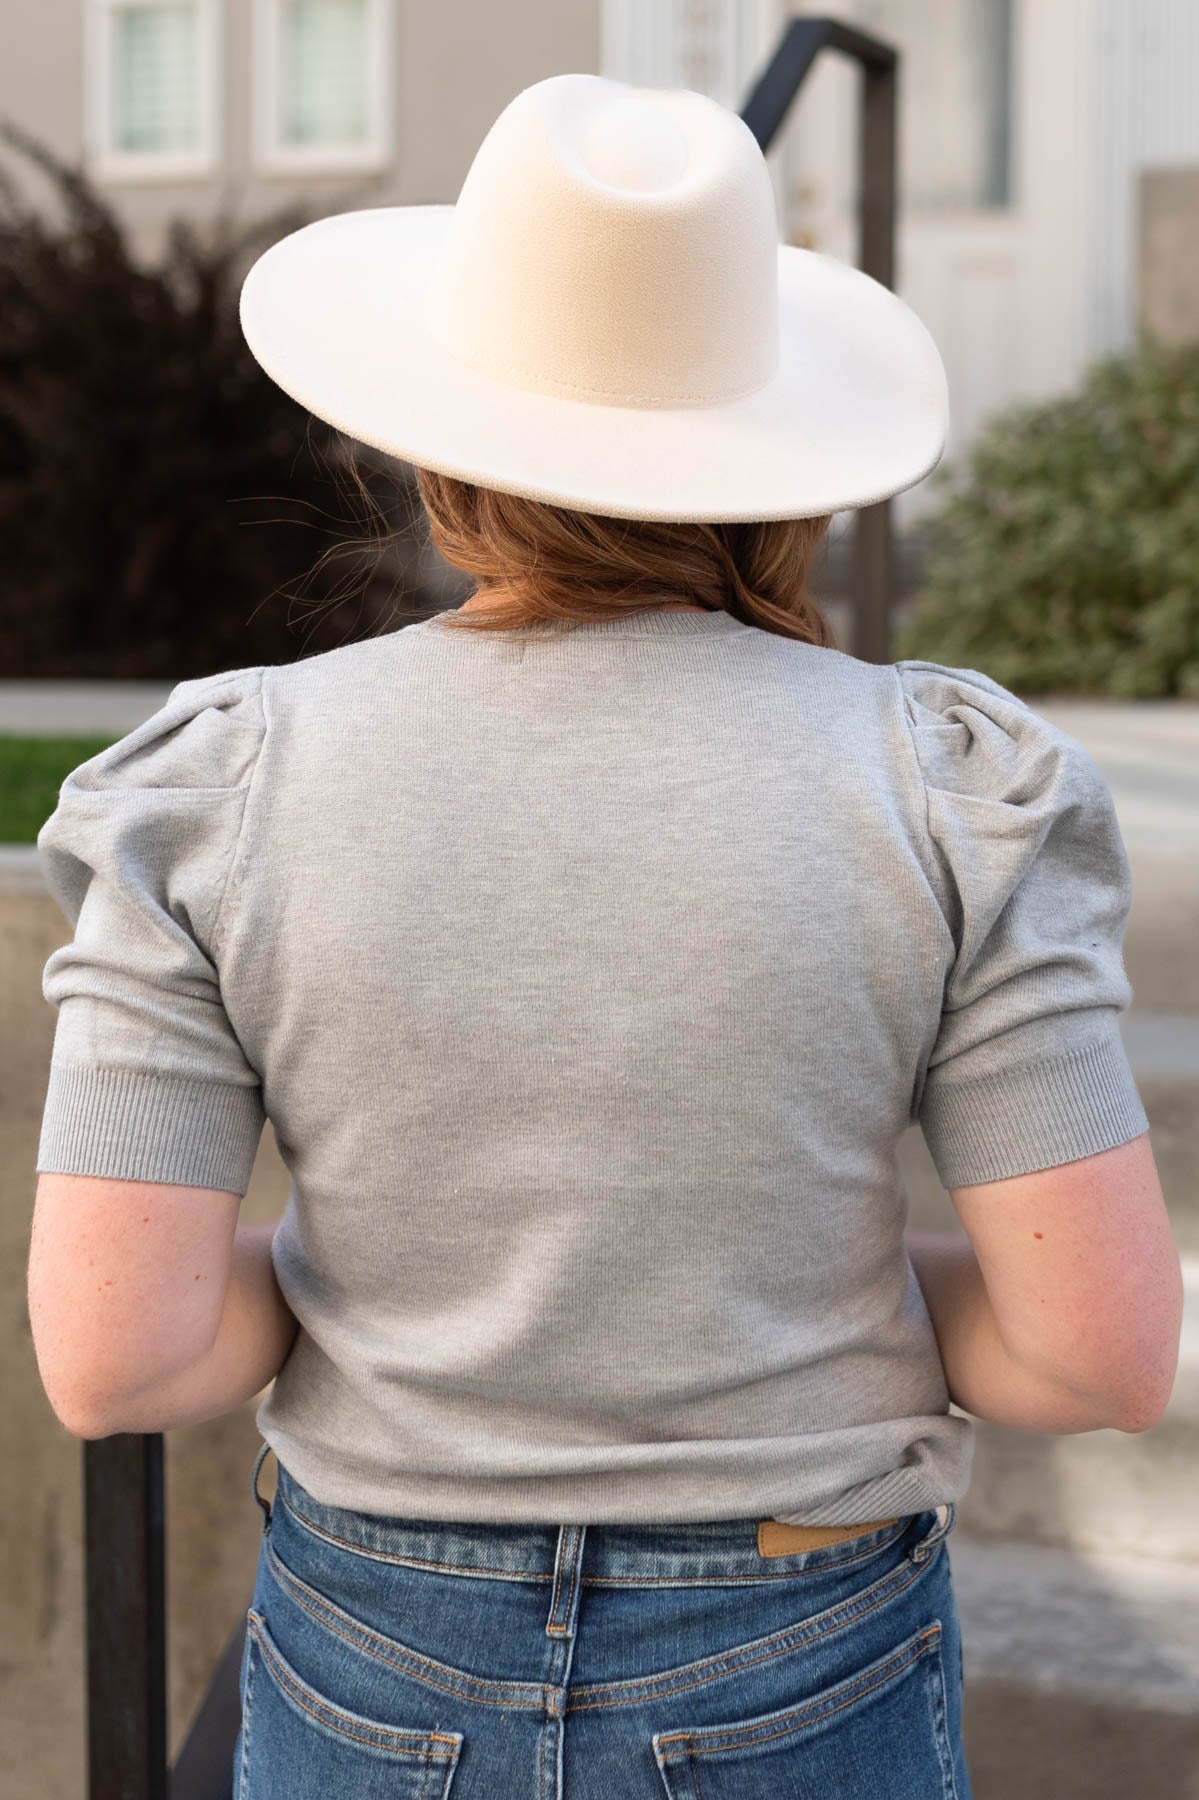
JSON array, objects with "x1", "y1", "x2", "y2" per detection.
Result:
[
  {"x1": 919, "y1": 1023, "x2": 1150, "y2": 1189},
  {"x1": 256, "y1": 1405, "x2": 974, "y2": 1528},
  {"x1": 36, "y1": 1062, "x2": 265, "y2": 1195}
]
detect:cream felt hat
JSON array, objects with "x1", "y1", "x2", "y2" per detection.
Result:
[{"x1": 238, "y1": 72, "x2": 949, "y2": 523}]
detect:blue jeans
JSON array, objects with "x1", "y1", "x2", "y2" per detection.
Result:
[{"x1": 234, "y1": 1441, "x2": 972, "y2": 1798}]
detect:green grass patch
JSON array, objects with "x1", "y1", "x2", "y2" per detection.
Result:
[{"x1": 0, "y1": 735, "x2": 118, "y2": 845}]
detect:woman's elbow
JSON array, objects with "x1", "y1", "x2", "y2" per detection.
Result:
[
  {"x1": 42, "y1": 1375, "x2": 131, "y2": 1441},
  {"x1": 1111, "y1": 1372, "x2": 1178, "y2": 1434}
]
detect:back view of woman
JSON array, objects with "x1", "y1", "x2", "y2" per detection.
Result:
[{"x1": 29, "y1": 74, "x2": 1181, "y2": 1799}]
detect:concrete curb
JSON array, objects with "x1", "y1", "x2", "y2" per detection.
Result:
[{"x1": 0, "y1": 846, "x2": 51, "y2": 892}]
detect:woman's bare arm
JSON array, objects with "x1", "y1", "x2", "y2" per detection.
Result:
[
  {"x1": 905, "y1": 1228, "x2": 1143, "y2": 1432},
  {"x1": 80, "y1": 1219, "x2": 300, "y2": 1435},
  {"x1": 907, "y1": 1131, "x2": 1183, "y2": 1438},
  {"x1": 31, "y1": 1188, "x2": 299, "y2": 1439}
]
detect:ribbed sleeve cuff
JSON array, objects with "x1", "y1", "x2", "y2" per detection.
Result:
[
  {"x1": 36, "y1": 1063, "x2": 266, "y2": 1195},
  {"x1": 919, "y1": 1025, "x2": 1150, "y2": 1189}
]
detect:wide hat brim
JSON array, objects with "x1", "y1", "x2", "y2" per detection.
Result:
[{"x1": 240, "y1": 205, "x2": 949, "y2": 523}]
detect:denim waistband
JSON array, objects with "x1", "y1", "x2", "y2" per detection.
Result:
[{"x1": 252, "y1": 1443, "x2": 956, "y2": 1583}]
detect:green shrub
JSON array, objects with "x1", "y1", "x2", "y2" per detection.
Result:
[
  {"x1": 0, "y1": 734, "x2": 116, "y2": 843},
  {"x1": 895, "y1": 333, "x2": 1199, "y2": 698},
  {"x1": 0, "y1": 119, "x2": 439, "y2": 678}
]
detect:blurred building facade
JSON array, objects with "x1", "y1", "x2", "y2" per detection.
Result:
[
  {"x1": 609, "y1": 0, "x2": 1199, "y2": 526},
  {"x1": 3, "y1": 0, "x2": 1199, "y2": 535},
  {"x1": 0, "y1": 1, "x2": 602, "y2": 256}
]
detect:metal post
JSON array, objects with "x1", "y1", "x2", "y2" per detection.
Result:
[
  {"x1": 852, "y1": 48, "x2": 898, "y2": 664},
  {"x1": 84, "y1": 1434, "x2": 167, "y2": 1800},
  {"x1": 740, "y1": 16, "x2": 900, "y2": 663}
]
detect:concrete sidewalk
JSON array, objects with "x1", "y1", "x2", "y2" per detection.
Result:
[{"x1": 0, "y1": 678, "x2": 175, "y2": 736}]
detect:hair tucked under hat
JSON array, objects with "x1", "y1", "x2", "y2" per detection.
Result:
[{"x1": 413, "y1": 467, "x2": 837, "y2": 643}]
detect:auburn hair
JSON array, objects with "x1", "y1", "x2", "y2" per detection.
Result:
[{"x1": 411, "y1": 466, "x2": 837, "y2": 645}]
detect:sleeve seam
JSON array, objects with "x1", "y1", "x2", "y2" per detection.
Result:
[
  {"x1": 890, "y1": 666, "x2": 955, "y2": 1129},
  {"x1": 41, "y1": 1060, "x2": 256, "y2": 1088},
  {"x1": 889, "y1": 665, "x2": 946, "y2": 910},
  {"x1": 211, "y1": 668, "x2": 270, "y2": 964}
]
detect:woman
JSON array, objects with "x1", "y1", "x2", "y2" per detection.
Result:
[{"x1": 29, "y1": 75, "x2": 1180, "y2": 1798}]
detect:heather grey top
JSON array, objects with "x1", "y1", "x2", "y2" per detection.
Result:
[{"x1": 36, "y1": 609, "x2": 1149, "y2": 1526}]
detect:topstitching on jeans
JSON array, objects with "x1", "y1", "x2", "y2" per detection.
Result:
[
  {"x1": 272, "y1": 1486, "x2": 921, "y2": 1587},
  {"x1": 258, "y1": 1518, "x2": 950, "y2": 1714}
]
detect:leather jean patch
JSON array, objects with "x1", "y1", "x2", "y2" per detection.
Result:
[{"x1": 757, "y1": 1516, "x2": 901, "y2": 1559}]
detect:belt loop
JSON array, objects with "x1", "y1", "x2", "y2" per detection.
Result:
[
  {"x1": 910, "y1": 1500, "x2": 956, "y2": 1564},
  {"x1": 545, "y1": 1525, "x2": 587, "y2": 1640},
  {"x1": 250, "y1": 1438, "x2": 274, "y2": 1531}
]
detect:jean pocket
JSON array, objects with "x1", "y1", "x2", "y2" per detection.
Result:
[
  {"x1": 652, "y1": 1620, "x2": 958, "y2": 1800},
  {"x1": 237, "y1": 1608, "x2": 464, "y2": 1800}
]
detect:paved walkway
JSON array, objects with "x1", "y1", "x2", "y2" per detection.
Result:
[
  {"x1": 1035, "y1": 696, "x2": 1199, "y2": 854},
  {"x1": 0, "y1": 680, "x2": 176, "y2": 736}
]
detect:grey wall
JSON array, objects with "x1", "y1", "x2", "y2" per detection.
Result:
[
  {"x1": 0, "y1": 0, "x2": 602, "y2": 263},
  {"x1": 1138, "y1": 165, "x2": 1199, "y2": 344}
]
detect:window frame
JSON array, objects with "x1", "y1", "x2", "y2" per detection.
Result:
[
  {"x1": 83, "y1": 0, "x2": 223, "y2": 183},
  {"x1": 250, "y1": 0, "x2": 395, "y2": 176},
  {"x1": 851, "y1": 0, "x2": 1016, "y2": 216}
]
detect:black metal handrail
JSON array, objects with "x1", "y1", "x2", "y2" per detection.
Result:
[
  {"x1": 739, "y1": 16, "x2": 900, "y2": 664},
  {"x1": 80, "y1": 18, "x2": 900, "y2": 1798},
  {"x1": 83, "y1": 1432, "x2": 247, "y2": 1800}
]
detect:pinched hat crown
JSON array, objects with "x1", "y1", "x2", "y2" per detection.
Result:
[{"x1": 423, "y1": 75, "x2": 781, "y2": 408}]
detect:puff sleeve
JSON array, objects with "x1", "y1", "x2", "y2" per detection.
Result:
[
  {"x1": 897, "y1": 659, "x2": 1150, "y2": 1189},
  {"x1": 35, "y1": 667, "x2": 268, "y2": 1196}
]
